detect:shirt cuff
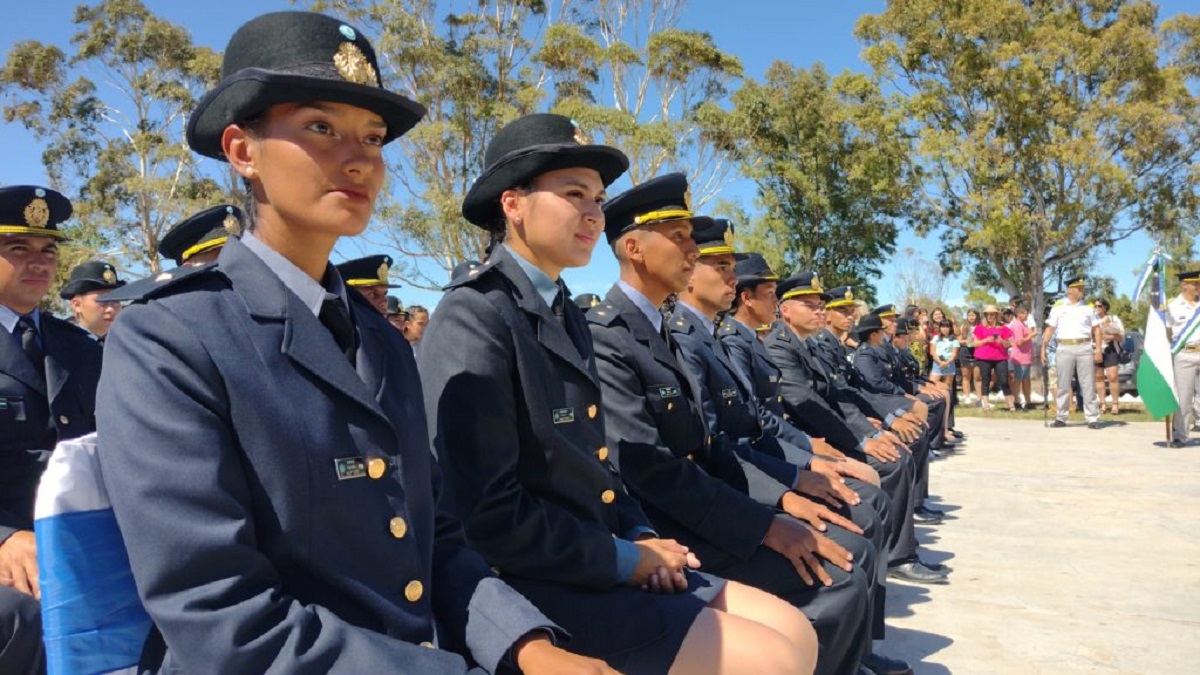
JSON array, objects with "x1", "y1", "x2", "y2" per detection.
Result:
[
  {"x1": 613, "y1": 536, "x2": 641, "y2": 583},
  {"x1": 884, "y1": 412, "x2": 896, "y2": 426},
  {"x1": 624, "y1": 526, "x2": 657, "y2": 541}
]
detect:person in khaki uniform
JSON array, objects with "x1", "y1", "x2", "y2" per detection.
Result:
[
  {"x1": 1168, "y1": 269, "x2": 1200, "y2": 447},
  {"x1": 1041, "y1": 277, "x2": 1102, "y2": 429}
]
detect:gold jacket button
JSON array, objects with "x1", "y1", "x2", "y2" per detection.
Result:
[
  {"x1": 59, "y1": 415, "x2": 69, "y2": 425},
  {"x1": 686, "y1": 453, "x2": 694, "y2": 461},
  {"x1": 601, "y1": 489, "x2": 616, "y2": 504},
  {"x1": 368, "y1": 457, "x2": 388, "y2": 479},
  {"x1": 588, "y1": 404, "x2": 598, "y2": 420},
  {"x1": 667, "y1": 402, "x2": 674, "y2": 411},
  {"x1": 405, "y1": 580, "x2": 424, "y2": 602},
  {"x1": 596, "y1": 446, "x2": 609, "y2": 461},
  {"x1": 420, "y1": 641, "x2": 435, "y2": 648},
  {"x1": 389, "y1": 517, "x2": 408, "y2": 539}
]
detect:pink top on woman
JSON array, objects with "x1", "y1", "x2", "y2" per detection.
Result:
[
  {"x1": 973, "y1": 324, "x2": 1013, "y2": 362},
  {"x1": 1007, "y1": 319, "x2": 1034, "y2": 365}
]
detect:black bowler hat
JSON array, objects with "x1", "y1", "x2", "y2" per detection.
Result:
[
  {"x1": 385, "y1": 296, "x2": 404, "y2": 316},
  {"x1": 893, "y1": 318, "x2": 913, "y2": 335},
  {"x1": 693, "y1": 217, "x2": 738, "y2": 257},
  {"x1": 574, "y1": 293, "x2": 602, "y2": 310},
  {"x1": 871, "y1": 304, "x2": 897, "y2": 319},
  {"x1": 825, "y1": 286, "x2": 856, "y2": 309},
  {"x1": 462, "y1": 114, "x2": 629, "y2": 229},
  {"x1": 854, "y1": 313, "x2": 885, "y2": 339},
  {"x1": 60, "y1": 260, "x2": 125, "y2": 299},
  {"x1": 1065, "y1": 276, "x2": 1085, "y2": 288},
  {"x1": 337, "y1": 254, "x2": 400, "y2": 288},
  {"x1": 0, "y1": 185, "x2": 71, "y2": 240},
  {"x1": 1176, "y1": 270, "x2": 1199, "y2": 283},
  {"x1": 735, "y1": 252, "x2": 779, "y2": 285},
  {"x1": 777, "y1": 271, "x2": 829, "y2": 302},
  {"x1": 160, "y1": 205, "x2": 243, "y2": 265},
  {"x1": 602, "y1": 173, "x2": 695, "y2": 246},
  {"x1": 187, "y1": 11, "x2": 426, "y2": 160}
]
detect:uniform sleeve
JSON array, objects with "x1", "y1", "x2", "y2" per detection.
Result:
[
  {"x1": 96, "y1": 302, "x2": 475, "y2": 675},
  {"x1": 420, "y1": 291, "x2": 624, "y2": 590},
  {"x1": 765, "y1": 338, "x2": 866, "y2": 454},
  {"x1": 1046, "y1": 305, "x2": 1061, "y2": 328},
  {"x1": 591, "y1": 324, "x2": 774, "y2": 562}
]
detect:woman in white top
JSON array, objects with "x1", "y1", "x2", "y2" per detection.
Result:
[{"x1": 1093, "y1": 299, "x2": 1125, "y2": 415}]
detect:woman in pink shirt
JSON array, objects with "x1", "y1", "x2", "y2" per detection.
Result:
[
  {"x1": 1007, "y1": 307, "x2": 1035, "y2": 410},
  {"x1": 973, "y1": 305, "x2": 1015, "y2": 411}
]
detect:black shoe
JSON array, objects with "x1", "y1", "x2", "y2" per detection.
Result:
[
  {"x1": 912, "y1": 508, "x2": 943, "y2": 525},
  {"x1": 888, "y1": 561, "x2": 950, "y2": 585},
  {"x1": 862, "y1": 652, "x2": 913, "y2": 675},
  {"x1": 915, "y1": 505, "x2": 946, "y2": 518},
  {"x1": 1087, "y1": 422, "x2": 1102, "y2": 430},
  {"x1": 1170, "y1": 439, "x2": 1187, "y2": 448},
  {"x1": 949, "y1": 428, "x2": 965, "y2": 439},
  {"x1": 1051, "y1": 420, "x2": 1067, "y2": 428}
]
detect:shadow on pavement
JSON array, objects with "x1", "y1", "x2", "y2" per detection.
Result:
[
  {"x1": 886, "y1": 625, "x2": 954, "y2": 675},
  {"x1": 884, "y1": 581, "x2": 932, "y2": 619}
]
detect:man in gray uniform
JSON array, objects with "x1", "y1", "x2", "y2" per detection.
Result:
[
  {"x1": 1041, "y1": 277, "x2": 1102, "y2": 429},
  {"x1": 1168, "y1": 269, "x2": 1200, "y2": 447}
]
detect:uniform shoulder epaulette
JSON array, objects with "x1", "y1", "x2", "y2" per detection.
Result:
[
  {"x1": 717, "y1": 319, "x2": 737, "y2": 336},
  {"x1": 106, "y1": 263, "x2": 220, "y2": 303},
  {"x1": 444, "y1": 258, "x2": 498, "y2": 290},
  {"x1": 668, "y1": 316, "x2": 692, "y2": 334},
  {"x1": 586, "y1": 302, "x2": 619, "y2": 326}
]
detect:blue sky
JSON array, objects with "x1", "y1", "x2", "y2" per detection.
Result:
[{"x1": 1, "y1": 0, "x2": 1192, "y2": 311}]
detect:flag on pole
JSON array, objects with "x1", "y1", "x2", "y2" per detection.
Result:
[
  {"x1": 1136, "y1": 266, "x2": 1178, "y2": 420},
  {"x1": 34, "y1": 433, "x2": 150, "y2": 675}
]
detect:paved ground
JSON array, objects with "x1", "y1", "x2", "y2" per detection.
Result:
[{"x1": 882, "y1": 417, "x2": 1200, "y2": 674}]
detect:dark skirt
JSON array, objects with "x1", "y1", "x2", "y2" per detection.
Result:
[
  {"x1": 1101, "y1": 343, "x2": 1121, "y2": 368},
  {"x1": 505, "y1": 570, "x2": 724, "y2": 675}
]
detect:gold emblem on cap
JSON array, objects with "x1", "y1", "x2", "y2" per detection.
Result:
[
  {"x1": 723, "y1": 228, "x2": 735, "y2": 248},
  {"x1": 571, "y1": 120, "x2": 590, "y2": 145},
  {"x1": 845, "y1": 288, "x2": 854, "y2": 301},
  {"x1": 377, "y1": 262, "x2": 390, "y2": 282},
  {"x1": 102, "y1": 268, "x2": 117, "y2": 285},
  {"x1": 24, "y1": 198, "x2": 50, "y2": 229},
  {"x1": 812, "y1": 274, "x2": 823, "y2": 292},
  {"x1": 223, "y1": 211, "x2": 242, "y2": 236},
  {"x1": 334, "y1": 42, "x2": 379, "y2": 87},
  {"x1": 683, "y1": 189, "x2": 692, "y2": 211}
]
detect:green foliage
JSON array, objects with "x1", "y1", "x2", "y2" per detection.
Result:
[
  {"x1": 857, "y1": 0, "x2": 1200, "y2": 329},
  {"x1": 704, "y1": 62, "x2": 917, "y2": 301},
  {"x1": 1, "y1": 0, "x2": 229, "y2": 276}
]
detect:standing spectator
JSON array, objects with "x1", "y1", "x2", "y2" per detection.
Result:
[
  {"x1": 959, "y1": 309, "x2": 981, "y2": 403},
  {"x1": 1008, "y1": 306, "x2": 1036, "y2": 410},
  {"x1": 1041, "y1": 277, "x2": 1102, "y2": 429},
  {"x1": 403, "y1": 304, "x2": 428, "y2": 347},
  {"x1": 928, "y1": 320, "x2": 959, "y2": 443},
  {"x1": 1093, "y1": 299, "x2": 1125, "y2": 415},
  {"x1": 973, "y1": 305, "x2": 1016, "y2": 411}
]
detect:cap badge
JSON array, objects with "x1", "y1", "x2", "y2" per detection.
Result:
[
  {"x1": 102, "y1": 267, "x2": 117, "y2": 285},
  {"x1": 223, "y1": 207, "x2": 242, "y2": 236},
  {"x1": 377, "y1": 262, "x2": 390, "y2": 282},
  {"x1": 683, "y1": 188, "x2": 692, "y2": 211},
  {"x1": 334, "y1": 42, "x2": 379, "y2": 87},
  {"x1": 723, "y1": 227, "x2": 735, "y2": 249},
  {"x1": 24, "y1": 198, "x2": 50, "y2": 229},
  {"x1": 571, "y1": 120, "x2": 590, "y2": 145},
  {"x1": 845, "y1": 288, "x2": 854, "y2": 301},
  {"x1": 339, "y1": 25, "x2": 357, "y2": 40},
  {"x1": 812, "y1": 274, "x2": 823, "y2": 292}
]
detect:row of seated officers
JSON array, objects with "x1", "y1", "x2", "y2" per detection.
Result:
[{"x1": 2, "y1": 11, "x2": 957, "y2": 675}]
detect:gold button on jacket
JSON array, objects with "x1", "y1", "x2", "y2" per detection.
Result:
[
  {"x1": 405, "y1": 580, "x2": 424, "y2": 602},
  {"x1": 596, "y1": 446, "x2": 609, "y2": 461},
  {"x1": 367, "y1": 457, "x2": 388, "y2": 479},
  {"x1": 389, "y1": 517, "x2": 408, "y2": 539},
  {"x1": 601, "y1": 489, "x2": 615, "y2": 504}
]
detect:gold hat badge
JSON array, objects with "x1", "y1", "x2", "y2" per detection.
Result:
[
  {"x1": 223, "y1": 206, "x2": 242, "y2": 236},
  {"x1": 811, "y1": 274, "x2": 823, "y2": 292},
  {"x1": 723, "y1": 227, "x2": 735, "y2": 249},
  {"x1": 571, "y1": 120, "x2": 590, "y2": 145},
  {"x1": 24, "y1": 193, "x2": 50, "y2": 229},
  {"x1": 102, "y1": 266, "x2": 117, "y2": 285},
  {"x1": 334, "y1": 40, "x2": 379, "y2": 87},
  {"x1": 377, "y1": 261, "x2": 390, "y2": 283},
  {"x1": 845, "y1": 288, "x2": 854, "y2": 301}
]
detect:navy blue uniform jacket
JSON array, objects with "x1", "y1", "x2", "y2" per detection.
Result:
[{"x1": 96, "y1": 238, "x2": 553, "y2": 674}]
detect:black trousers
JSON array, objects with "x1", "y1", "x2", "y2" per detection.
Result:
[
  {"x1": 842, "y1": 480, "x2": 890, "y2": 640},
  {"x1": 865, "y1": 452, "x2": 919, "y2": 567},
  {"x1": 0, "y1": 587, "x2": 44, "y2": 675},
  {"x1": 978, "y1": 359, "x2": 1011, "y2": 396}
]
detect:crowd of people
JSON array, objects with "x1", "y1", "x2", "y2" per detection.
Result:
[{"x1": 4, "y1": 9, "x2": 1200, "y2": 675}]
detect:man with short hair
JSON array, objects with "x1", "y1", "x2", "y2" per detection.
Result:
[
  {"x1": 404, "y1": 305, "x2": 429, "y2": 347},
  {"x1": 1041, "y1": 277, "x2": 1102, "y2": 428},
  {"x1": 1, "y1": 185, "x2": 103, "y2": 675}
]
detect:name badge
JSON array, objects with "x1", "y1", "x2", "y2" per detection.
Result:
[
  {"x1": 658, "y1": 386, "x2": 681, "y2": 398},
  {"x1": 552, "y1": 408, "x2": 575, "y2": 424},
  {"x1": 334, "y1": 456, "x2": 367, "y2": 481},
  {"x1": 721, "y1": 388, "x2": 738, "y2": 400}
]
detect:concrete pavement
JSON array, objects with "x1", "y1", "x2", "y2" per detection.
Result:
[{"x1": 881, "y1": 417, "x2": 1200, "y2": 674}]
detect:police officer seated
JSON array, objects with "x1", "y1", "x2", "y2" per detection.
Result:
[{"x1": 2, "y1": 185, "x2": 103, "y2": 675}]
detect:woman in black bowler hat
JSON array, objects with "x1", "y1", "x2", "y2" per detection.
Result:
[
  {"x1": 418, "y1": 113, "x2": 817, "y2": 675},
  {"x1": 95, "y1": 12, "x2": 601, "y2": 674}
]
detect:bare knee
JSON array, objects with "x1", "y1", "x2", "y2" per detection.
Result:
[{"x1": 671, "y1": 608, "x2": 816, "y2": 675}]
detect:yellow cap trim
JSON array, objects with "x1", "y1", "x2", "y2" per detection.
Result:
[
  {"x1": 698, "y1": 245, "x2": 735, "y2": 256},
  {"x1": 179, "y1": 236, "x2": 227, "y2": 261},
  {"x1": 0, "y1": 225, "x2": 66, "y2": 240},
  {"x1": 1067, "y1": 281, "x2": 1085, "y2": 287},
  {"x1": 1181, "y1": 274, "x2": 1200, "y2": 282},
  {"x1": 347, "y1": 278, "x2": 388, "y2": 287},
  {"x1": 826, "y1": 299, "x2": 854, "y2": 309},
  {"x1": 781, "y1": 288, "x2": 822, "y2": 301},
  {"x1": 633, "y1": 208, "x2": 693, "y2": 226}
]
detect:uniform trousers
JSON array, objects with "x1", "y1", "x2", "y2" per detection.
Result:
[
  {"x1": 840, "y1": 480, "x2": 889, "y2": 640},
  {"x1": 0, "y1": 587, "x2": 43, "y2": 675},
  {"x1": 866, "y1": 452, "x2": 919, "y2": 567},
  {"x1": 1173, "y1": 350, "x2": 1200, "y2": 441},
  {"x1": 1055, "y1": 343, "x2": 1099, "y2": 423}
]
